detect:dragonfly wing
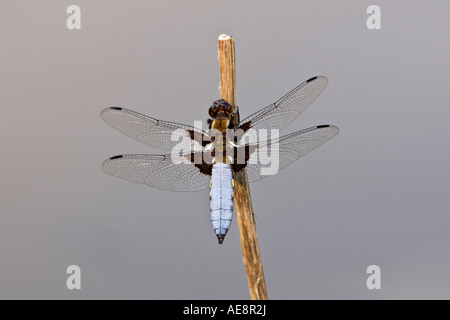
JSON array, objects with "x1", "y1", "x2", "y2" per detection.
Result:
[
  {"x1": 237, "y1": 124, "x2": 339, "y2": 183},
  {"x1": 102, "y1": 154, "x2": 211, "y2": 192},
  {"x1": 101, "y1": 107, "x2": 210, "y2": 151},
  {"x1": 238, "y1": 76, "x2": 328, "y2": 135}
]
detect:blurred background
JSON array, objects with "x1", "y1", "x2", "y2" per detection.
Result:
[{"x1": 1, "y1": 1, "x2": 450, "y2": 299}]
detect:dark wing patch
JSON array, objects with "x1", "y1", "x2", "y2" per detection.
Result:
[
  {"x1": 187, "y1": 153, "x2": 213, "y2": 176},
  {"x1": 188, "y1": 129, "x2": 212, "y2": 147},
  {"x1": 237, "y1": 121, "x2": 252, "y2": 133},
  {"x1": 232, "y1": 145, "x2": 258, "y2": 173}
]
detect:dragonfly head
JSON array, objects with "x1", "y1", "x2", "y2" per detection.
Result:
[{"x1": 209, "y1": 99, "x2": 233, "y2": 120}]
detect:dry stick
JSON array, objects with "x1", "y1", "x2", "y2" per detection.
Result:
[{"x1": 218, "y1": 34, "x2": 268, "y2": 300}]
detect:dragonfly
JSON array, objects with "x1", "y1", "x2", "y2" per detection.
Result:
[{"x1": 101, "y1": 76, "x2": 339, "y2": 244}]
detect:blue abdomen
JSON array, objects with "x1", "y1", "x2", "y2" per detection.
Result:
[{"x1": 210, "y1": 163, "x2": 234, "y2": 244}]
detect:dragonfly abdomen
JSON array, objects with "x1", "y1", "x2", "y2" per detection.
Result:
[{"x1": 209, "y1": 163, "x2": 234, "y2": 244}]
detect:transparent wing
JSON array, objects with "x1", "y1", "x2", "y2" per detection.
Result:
[
  {"x1": 102, "y1": 154, "x2": 211, "y2": 192},
  {"x1": 101, "y1": 107, "x2": 209, "y2": 151},
  {"x1": 243, "y1": 124, "x2": 339, "y2": 183},
  {"x1": 239, "y1": 76, "x2": 328, "y2": 134}
]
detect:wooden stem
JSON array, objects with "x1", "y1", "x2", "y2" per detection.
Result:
[{"x1": 218, "y1": 34, "x2": 268, "y2": 300}]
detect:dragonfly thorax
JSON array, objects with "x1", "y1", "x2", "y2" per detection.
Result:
[{"x1": 205, "y1": 130, "x2": 237, "y2": 165}]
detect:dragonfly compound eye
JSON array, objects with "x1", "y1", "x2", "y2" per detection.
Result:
[{"x1": 209, "y1": 106, "x2": 218, "y2": 118}]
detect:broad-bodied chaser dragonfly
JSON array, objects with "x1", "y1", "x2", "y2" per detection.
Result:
[{"x1": 101, "y1": 76, "x2": 338, "y2": 244}]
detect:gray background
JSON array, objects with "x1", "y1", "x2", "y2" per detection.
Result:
[{"x1": 1, "y1": 1, "x2": 449, "y2": 299}]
